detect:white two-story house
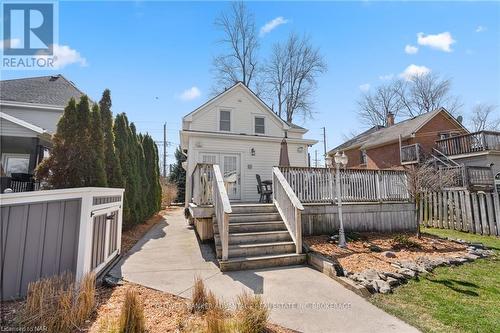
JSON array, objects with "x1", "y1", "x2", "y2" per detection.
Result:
[{"x1": 180, "y1": 82, "x2": 318, "y2": 204}]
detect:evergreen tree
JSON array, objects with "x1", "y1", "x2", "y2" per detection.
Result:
[
  {"x1": 142, "y1": 134, "x2": 161, "y2": 214},
  {"x1": 169, "y1": 146, "x2": 186, "y2": 203},
  {"x1": 114, "y1": 113, "x2": 136, "y2": 225},
  {"x1": 99, "y1": 89, "x2": 124, "y2": 188},
  {"x1": 88, "y1": 104, "x2": 108, "y2": 187}
]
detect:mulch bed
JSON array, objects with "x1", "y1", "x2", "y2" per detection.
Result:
[
  {"x1": 304, "y1": 233, "x2": 468, "y2": 274},
  {"x1": 89, "y1": 282, "x2": 295, "y2": 332}
]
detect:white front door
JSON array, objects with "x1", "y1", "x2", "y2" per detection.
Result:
[
  {"x1": 222, "y1": 154, "x2": 241, "y2": 200},
  {"x1": 199, "y1": 152, "x2": 241, "y2": 200}
]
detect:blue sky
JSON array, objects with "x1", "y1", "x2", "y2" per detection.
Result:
[{"x1": 2, "y1": 1, "x2": 499, "y2": 166}]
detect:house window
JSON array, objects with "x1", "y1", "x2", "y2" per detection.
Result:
[
  {"x1": 1, "y1": 153, "x2": 30, "y2": 176},
  {"x1": 219, "y1": 110, "x2": 231, "y2": 131},
  {"x1": 360, "y1": 150, "x2": 367, "y2": 165},
  {"x1": 255, "y1": 117, "x2": 265, "y2": 134}
]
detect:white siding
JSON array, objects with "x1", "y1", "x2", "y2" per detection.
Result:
[
  {"x1": 187, "y1": 87, "x2": 284, "y2": 137},
  {"x1": 1, "y1": 105, "x2": 62, "y2": 134},
  {"x1": 187, "y1": 135, "x2": 308, "y2": 202},
  {"x1": 0, "y1": 118, "x2": 38, "y2": 137}
]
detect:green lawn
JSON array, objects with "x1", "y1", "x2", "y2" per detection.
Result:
[{"x1": 370, "y1": 227, "x2": 500, "y2": 333}]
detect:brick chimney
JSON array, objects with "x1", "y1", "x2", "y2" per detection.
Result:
[{"x1": 386, "y1": 112, "x2": 395, "y2": 127}]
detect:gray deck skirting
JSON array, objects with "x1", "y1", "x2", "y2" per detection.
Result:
[{"x1": 302, "y1": 202, "x2": 416, "y2": 235}]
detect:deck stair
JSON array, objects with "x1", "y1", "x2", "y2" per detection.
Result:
[{"x1": 213, "y1": 203, "x2": 306, "y2": 271}]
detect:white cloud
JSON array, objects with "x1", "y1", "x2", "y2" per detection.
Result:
[
  {"x1": 404, "y1": 44, "x2": 418, "y2": 54},
  {"x1": 379, "y1": 74, "x2": 394, "y2": 81},
  {"x1": 260, "y1": 16, "x2": 288, "y2": 36},
  {"x1": 400, "y1": 64, "x2": 431, "y2": 81},
  {"x1": 475, "y1": 25, "x2": 487, "y2": 33},
  {"x1": 417, "y1": 32, "x2": 456, "y2": 52},
  {"x1": 179, "y1": 86, "x2": 201, "y2": 101},
  {"x1": 1, "y1": 38, "x2": 21, "y2": 49},
  {"x1": 359, "y1": 83, "x2": 370, "y2": 92},
  {"x1": 34, "y1": 44, "x2": 87, "y2": 69}
]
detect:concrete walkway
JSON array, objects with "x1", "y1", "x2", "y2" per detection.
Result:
[{"x1": 110, "y1": 208, "x2": 419, "y2": 333}]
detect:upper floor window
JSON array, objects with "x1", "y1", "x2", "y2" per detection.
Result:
[
  {"x1": 219, "y1": 110, "x2": 231, "y2": 131},
  {"x1": 255, "y1": 116, "x2": 265, "y2": 134},
  {"x1": 360, "y1": 150, "x2": 367, "y2": 165}
]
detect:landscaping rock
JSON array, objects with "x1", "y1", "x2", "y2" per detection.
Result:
[
  {"x1": 397, "y1": 268, "x2": 417, "y2": 279},
  {"x1": 382, "y1": 251, "x2": 397, "y2": 258},
  {"x1": 369, "y1": 244, "x2": 382, "y2": 252},
  {"x1": 103, "y1": 275, "x2": 124, "y2": 287},
  {"x1": 463, "y1": 253, "x2": 480, "y2": 260},
  {"x1": 361, "y1": 269, "x2": 381, "y2": 281},
  {"x1": 373, "y1": 279, "x2": 392, "y2": 294},
  {"x1": 386, "y1": 277, "x2": 399, "y2": 287},
  {"x1": 470, "y1": 242, "x2": 485, "y2": 249},
  {"x1": 384, "y1": 271, "x2": 406, "y2": 281}
]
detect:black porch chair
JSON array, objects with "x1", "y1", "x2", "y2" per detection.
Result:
[{"x1": 256, "y1": 174, "x2": 272, "y2": 203}]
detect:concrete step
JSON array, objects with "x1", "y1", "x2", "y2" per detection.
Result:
[
  {"x1": 231, "y1": 204, "x2": 277, "y2": 214},
  {"x1": 215, "y1": 231, "x2": 292, "y2": 246},
  {"x1": 228, "y1": 241, "x2": 296, "y2": 257},
  {"x1": 231, "y1": 231, "x2": 292, "y2": 245},
  {"x1": 219, "y1": 253, "x2": 307, "y2": 272},
  {"x1": 215, "y1": 221, "x2": 287, "y2": 233},
  {"x1": 229, "y1": 213, "x2": 282, "y2": 223}
]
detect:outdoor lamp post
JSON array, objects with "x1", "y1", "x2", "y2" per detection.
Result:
[{"x1": 334, "y1": 151, "x2": 348, "y2": 248}]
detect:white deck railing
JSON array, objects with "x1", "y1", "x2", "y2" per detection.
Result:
[
  {"x1": 191, "y1": 163, "x2": 214, "y2": 205},
  {"x1": 279, "y1": 167, "x2": 410, "y2": 203},
  {"x1": 272, "y1": 167, "x2": 304, "y2": 253},
  {"x1": 212, "y1": 164, "x2": 232, "y2": 260}
]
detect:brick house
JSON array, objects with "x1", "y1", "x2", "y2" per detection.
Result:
[
  {"x1": 330, "y1": 108, "x2": 467, "y2": 169},
  {"x1": 329, "y1": 108, "x2": 500, "y2": 191}
]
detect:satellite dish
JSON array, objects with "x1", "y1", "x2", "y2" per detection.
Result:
[{"x1": 457, "y1": 115, "x2": 463, "y2": 124}]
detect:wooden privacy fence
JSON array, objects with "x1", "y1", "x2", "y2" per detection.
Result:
[
  {"x1": 420, "y1": 190, "x2": 500, "y2": 236},
  {"x1": 279, "y1": 167, "x2": 409, "y2": 203}
]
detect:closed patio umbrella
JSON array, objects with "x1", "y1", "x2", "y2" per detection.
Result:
[{"x1": 279, "y1": 138, "x2": 290, "y2": 166}]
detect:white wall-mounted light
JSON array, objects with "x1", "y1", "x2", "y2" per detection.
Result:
[
  {"x1": 297, "y1": 146, "x2": 304, "y2": 153},
  {"x1": 251, "y1": 148, "x2": 256, "y2": 156}
]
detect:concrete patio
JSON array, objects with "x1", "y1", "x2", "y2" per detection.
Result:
[{"x1": 110, "y1": 208, "x2": 419, "y2": 333}]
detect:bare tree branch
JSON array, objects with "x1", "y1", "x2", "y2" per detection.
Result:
[
  {"x1": 357, "y1": 80, "x2": 404, "y2": 126},
  {"x1": 266, "y1": 33, "x2": 327, "y2": 122},
  {"x1": 469, "y1": 103, "x2": 500, "y2": 132},
  {"x1": 212, "y1": 1, "x2": 259, "y2": 92}
]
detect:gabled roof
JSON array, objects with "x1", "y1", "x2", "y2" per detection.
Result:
[
  {"x1": 0, "y1": 111, "x2": 48, "y2": 135},
  {"x1": 183, "y1": 82, "x2": 306, "y2": 132},
  {"x1": 330, "y1": 108, "x2": 467, "y2": 153},
  {"x1": 0, "y1": 74, "x2": 85, "y2": 107}
]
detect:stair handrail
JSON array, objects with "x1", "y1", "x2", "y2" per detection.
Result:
[
  {"x1": 431, "y1": 148, "x2": 461, "y2": 167},
  {"x1": 212, "y1": 164, "x2": 232, "y2": 260},
  {"x1": 272, "y1": 167, "x2": 304, "y2": 254}
]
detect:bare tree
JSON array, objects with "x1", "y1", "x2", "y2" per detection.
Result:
[
  {"x1": 469, "y1": 103, "x2": 500, "y2": 132},
  {"x1": 266, "y1": 33, "x2": 327, "y2": 122},
  {"x1": 357, "y1": 80, "x2": 405, "y2": 126},
  {"x1": 213, "y1": 2, "x2": 259, "y2": 92},
  {"x1": 398, "y1": 73, "x2": 462, "y2": 117},
  {"x1": 404, "y1": 161, "x2": 458, "y2": 237}
]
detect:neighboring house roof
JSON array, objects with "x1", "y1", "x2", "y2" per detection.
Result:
[
  {"x1": 0, "y1": 74, "x2": 85, "y2": 107},
  {"x1": 330, "y1": 108, "x2": 467, "y2": 153},
  {"x1": 0, "y1": 111, "x2": 52, "y2": 141},
  {"x1": 183, "y1": 81, "x2": 307, "y2": 132}
]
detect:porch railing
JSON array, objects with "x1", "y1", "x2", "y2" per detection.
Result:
[
  {"x1": 400, "y1": 143, "x2": 423, "y2": 164},
  {"x1": 212, "y1": 164, "x2": 231, "y2": 260},
  {"x1": 436, "y1": 131, "x2": 500, "y2": 156},
  {"x1": 279, "y1": 167, "x2": 410, "y2": 203},
  {"x1": 272, "y1": 167, "x2": 303, "y2": 253},
  {"x1": 191, "y1": 163, "x2": 214, "y2": 205},
  {"x1": 440, "y1": 165, "x2": 494, "y2": 190}
]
